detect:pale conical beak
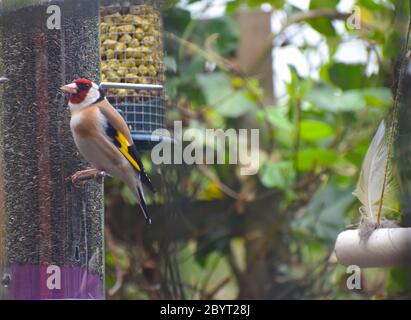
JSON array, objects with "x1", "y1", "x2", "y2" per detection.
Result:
[
  {"x1": 0, "y1": 77, "x2": 9, "y2": 83},
  {"x1": 60, "y1": 83, "x2": 78, "y2": 94}
]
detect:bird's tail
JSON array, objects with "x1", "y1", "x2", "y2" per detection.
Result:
[{"x1": 135, "y1": 181, "x2": 152, "y2": 225}]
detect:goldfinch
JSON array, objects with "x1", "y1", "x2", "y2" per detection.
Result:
[{"x1": 60, "y1": 79, "x2": 155, "y2": 224}]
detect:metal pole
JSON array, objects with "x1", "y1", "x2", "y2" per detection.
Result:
[
  {"x1": 100, "y1": 82, "x2": 163, "y2": 91},
  {"x1": 0, "y1": 0, "x2": 104, "y2": 299}
]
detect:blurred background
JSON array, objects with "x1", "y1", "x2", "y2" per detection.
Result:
[{"x1": 104, "y1": 0, "x2": 411, "y2": 299}]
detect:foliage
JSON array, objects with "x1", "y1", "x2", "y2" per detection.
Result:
[{"x1": 105, "y1": 0, "x2": 411, "y2": 299}]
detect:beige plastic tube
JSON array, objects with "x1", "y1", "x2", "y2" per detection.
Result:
[{"x1": 335, "y1": 228, "x2": 411, "y2": 268}]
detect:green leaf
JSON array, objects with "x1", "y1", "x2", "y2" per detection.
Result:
[
  {"x1": 293, "y1": 185, "x2": 353, "y2": 243},
  {"x1": 298, "y1": 78, "x2": 314, "y2": 99},
  {"x1": 307, "y1": 88, "x2": 366, "y2": 112},
  {"x1": 164, "y1": 56, "x2": 178, "y2": 73},
  {"x1": 197, "y1": 72, "x2": 231, "y2": 102},
  {"x1": 226, "y1": 1, "x2": 240, "y2": 14},
  {"x1": 121, "y1": 185, "x2": 137, "y2": 205},
  {"x1": 309, "y1": 0, "x2": 339, "y2": 9},
  {"x1": 301, "y1": 242, "x2": 328, "y2": 263},
  {"x1": 358, "y1": 0, "x2": 389, "y2": 11},
  {"x1": 204, "y1": 107, "x2": 225, "y2": 128},
  {"x1": 165, "y1": 78, "x2": 180, "y2": 100},
  {"x1": 194, "y1": 17, "x2": 240, "y2": 55},
  {"x1": 220, "y1": 91, "x2": 256, "y2": 117},
  {"x1": 307, "y1": 18, "x2": 337, "y2": 37},
  {"x1": 297, "y1": 148, "x2": 338, "y2": 171},
  {"x1": 361, "y1": 87, "x2": 392, "y2": 107},
  {"x1": 262, "y1": 107, "x2": 294, "y2": 147},
  {"x1": 260, "y1": 161, "x2": 295, "y2": 189},
  {"x1": 307, "y1": 0, "x2": 339, "y2": 37},
  {"x1": 197, "y1": 72, "x2": 257, "y2": 117},
  {"x1": 300, "y1": 120, "x2": 334, "y2": 141},
  {"x1": 387, "y1": 267, "x2": 411, "y2": 294},
  {"x1": 230, "y1": 238, "x2": 246, "y2": 272},
  {"x1": 163, "y1": 8, "x2": 192, "y2": 33},
  {"x1": 181, "y1": 55, "x2": 205, "y2": 84},
  {"x1": 308, "y1": 0, "x2": 339, "y2": 11},
  {"x1": 328, "y1": 63, "x2": 365, "y2": 90},
  {"x1": 265, "y1": 106, "x2": 293, "y2": 132}
]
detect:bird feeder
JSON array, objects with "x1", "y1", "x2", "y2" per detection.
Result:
[
  {"x1": 100, "y1": 0, "x2": 168, "y2": 149},
  {"x1": 0, "y1": 0, "x2": 104, "y2": 299}
]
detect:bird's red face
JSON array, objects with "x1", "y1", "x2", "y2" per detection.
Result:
[
  {"x1": 60, "y1": 79, "x2": 93, "y2": 104},
  {"x1": 61, "y1": 79, "x2": 102, "y2": 110}
]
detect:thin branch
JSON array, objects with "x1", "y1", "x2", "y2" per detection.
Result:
[
  {"x1": 200, "y1": 255, "x2": 223, "y2": 299},
  {"x1": 292, "y1": 98, "x2": 302, "y2": 172},
  {"x1": 205, "y1": 275, "x2": 233, "y2": 299},
  {"x1": 251, "y1": 9, "x2": 351, "y2": 72},
  {"x1": 377, "y1": 14, "x2": 411, "y2": 225},
  {"x1": 166, "y1": 31, "x2": 275, "y2": 146},
  {"x1": 196, "y1": 164, "x2": 241, "y2": 200}
]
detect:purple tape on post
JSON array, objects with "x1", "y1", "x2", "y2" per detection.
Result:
[{"x1": 6, "y1": 264, "x2": 103, "y2": 300}]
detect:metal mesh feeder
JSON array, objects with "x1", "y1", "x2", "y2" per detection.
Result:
[{"x1": 100, "y1": 1, "x2": 168, "y2": 149}]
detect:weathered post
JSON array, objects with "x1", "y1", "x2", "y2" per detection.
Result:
[{"x1": 0, "y1": 0, "x2": 104, "y2": 299}]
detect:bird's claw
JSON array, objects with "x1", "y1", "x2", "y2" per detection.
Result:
[
  {"x1": 72, "y1": 177, "x2": 86, "y2": 188},
  {"x1": 94, "y1": 171, "x2": 107, "y2": 184},
  {"x1": 70, "y1": 169, "x2": 107, "y2": 187}
]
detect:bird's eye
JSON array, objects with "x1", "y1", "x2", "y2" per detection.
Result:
[{"x1": 77, "y1": 83, "x2": 91, "y2": 91}]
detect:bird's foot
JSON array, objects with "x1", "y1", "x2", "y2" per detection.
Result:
[{"x1": 70, "y1": 169, "x2": 107, "y2": 187}]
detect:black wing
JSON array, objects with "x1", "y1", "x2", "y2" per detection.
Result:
[{"x1": 105, "y1": 121, "x2": 156, "y2": 193}]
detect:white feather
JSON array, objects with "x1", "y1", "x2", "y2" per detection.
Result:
[{"x1": 353, "y1": 121, "x2": 397, "y2": 223}]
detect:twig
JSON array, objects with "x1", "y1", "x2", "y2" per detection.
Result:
[
  {"x1": 200, "y1": 255, "x2": 223, "y2": 299},
  {"x1": 165, "y1": 32, "x2": 232, "y2": 71},
  {"x1": 205, "y1": 276, "x2": 233, "y2": 299},
  {"x1": 196, "y1": 164, "x2": 241, "y2": 200},
  {"x1": 377, "y1": 12, "x2": 411, "y2": 225},
  {"x1": 166, "y1": 31, "x2": 275, "y2": 146},
  {"x1": 250, "y1": 9, "x2": 351, "y2": 73},
  {"x1": 293, "y1": 98, "x2": 302, "y2": 172}
]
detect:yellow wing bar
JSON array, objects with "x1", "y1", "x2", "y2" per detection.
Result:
[{"x1": 115, "y1": 131, "x2": 142, "y2": 172}]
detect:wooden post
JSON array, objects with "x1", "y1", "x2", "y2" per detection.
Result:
[{"x1": 0, "y1": 0, "x2": 104, "y2": 300}]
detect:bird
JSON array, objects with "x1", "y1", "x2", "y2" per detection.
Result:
[{"x1": 60, "y1": 78, "x2": 155, "y2": 224}]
